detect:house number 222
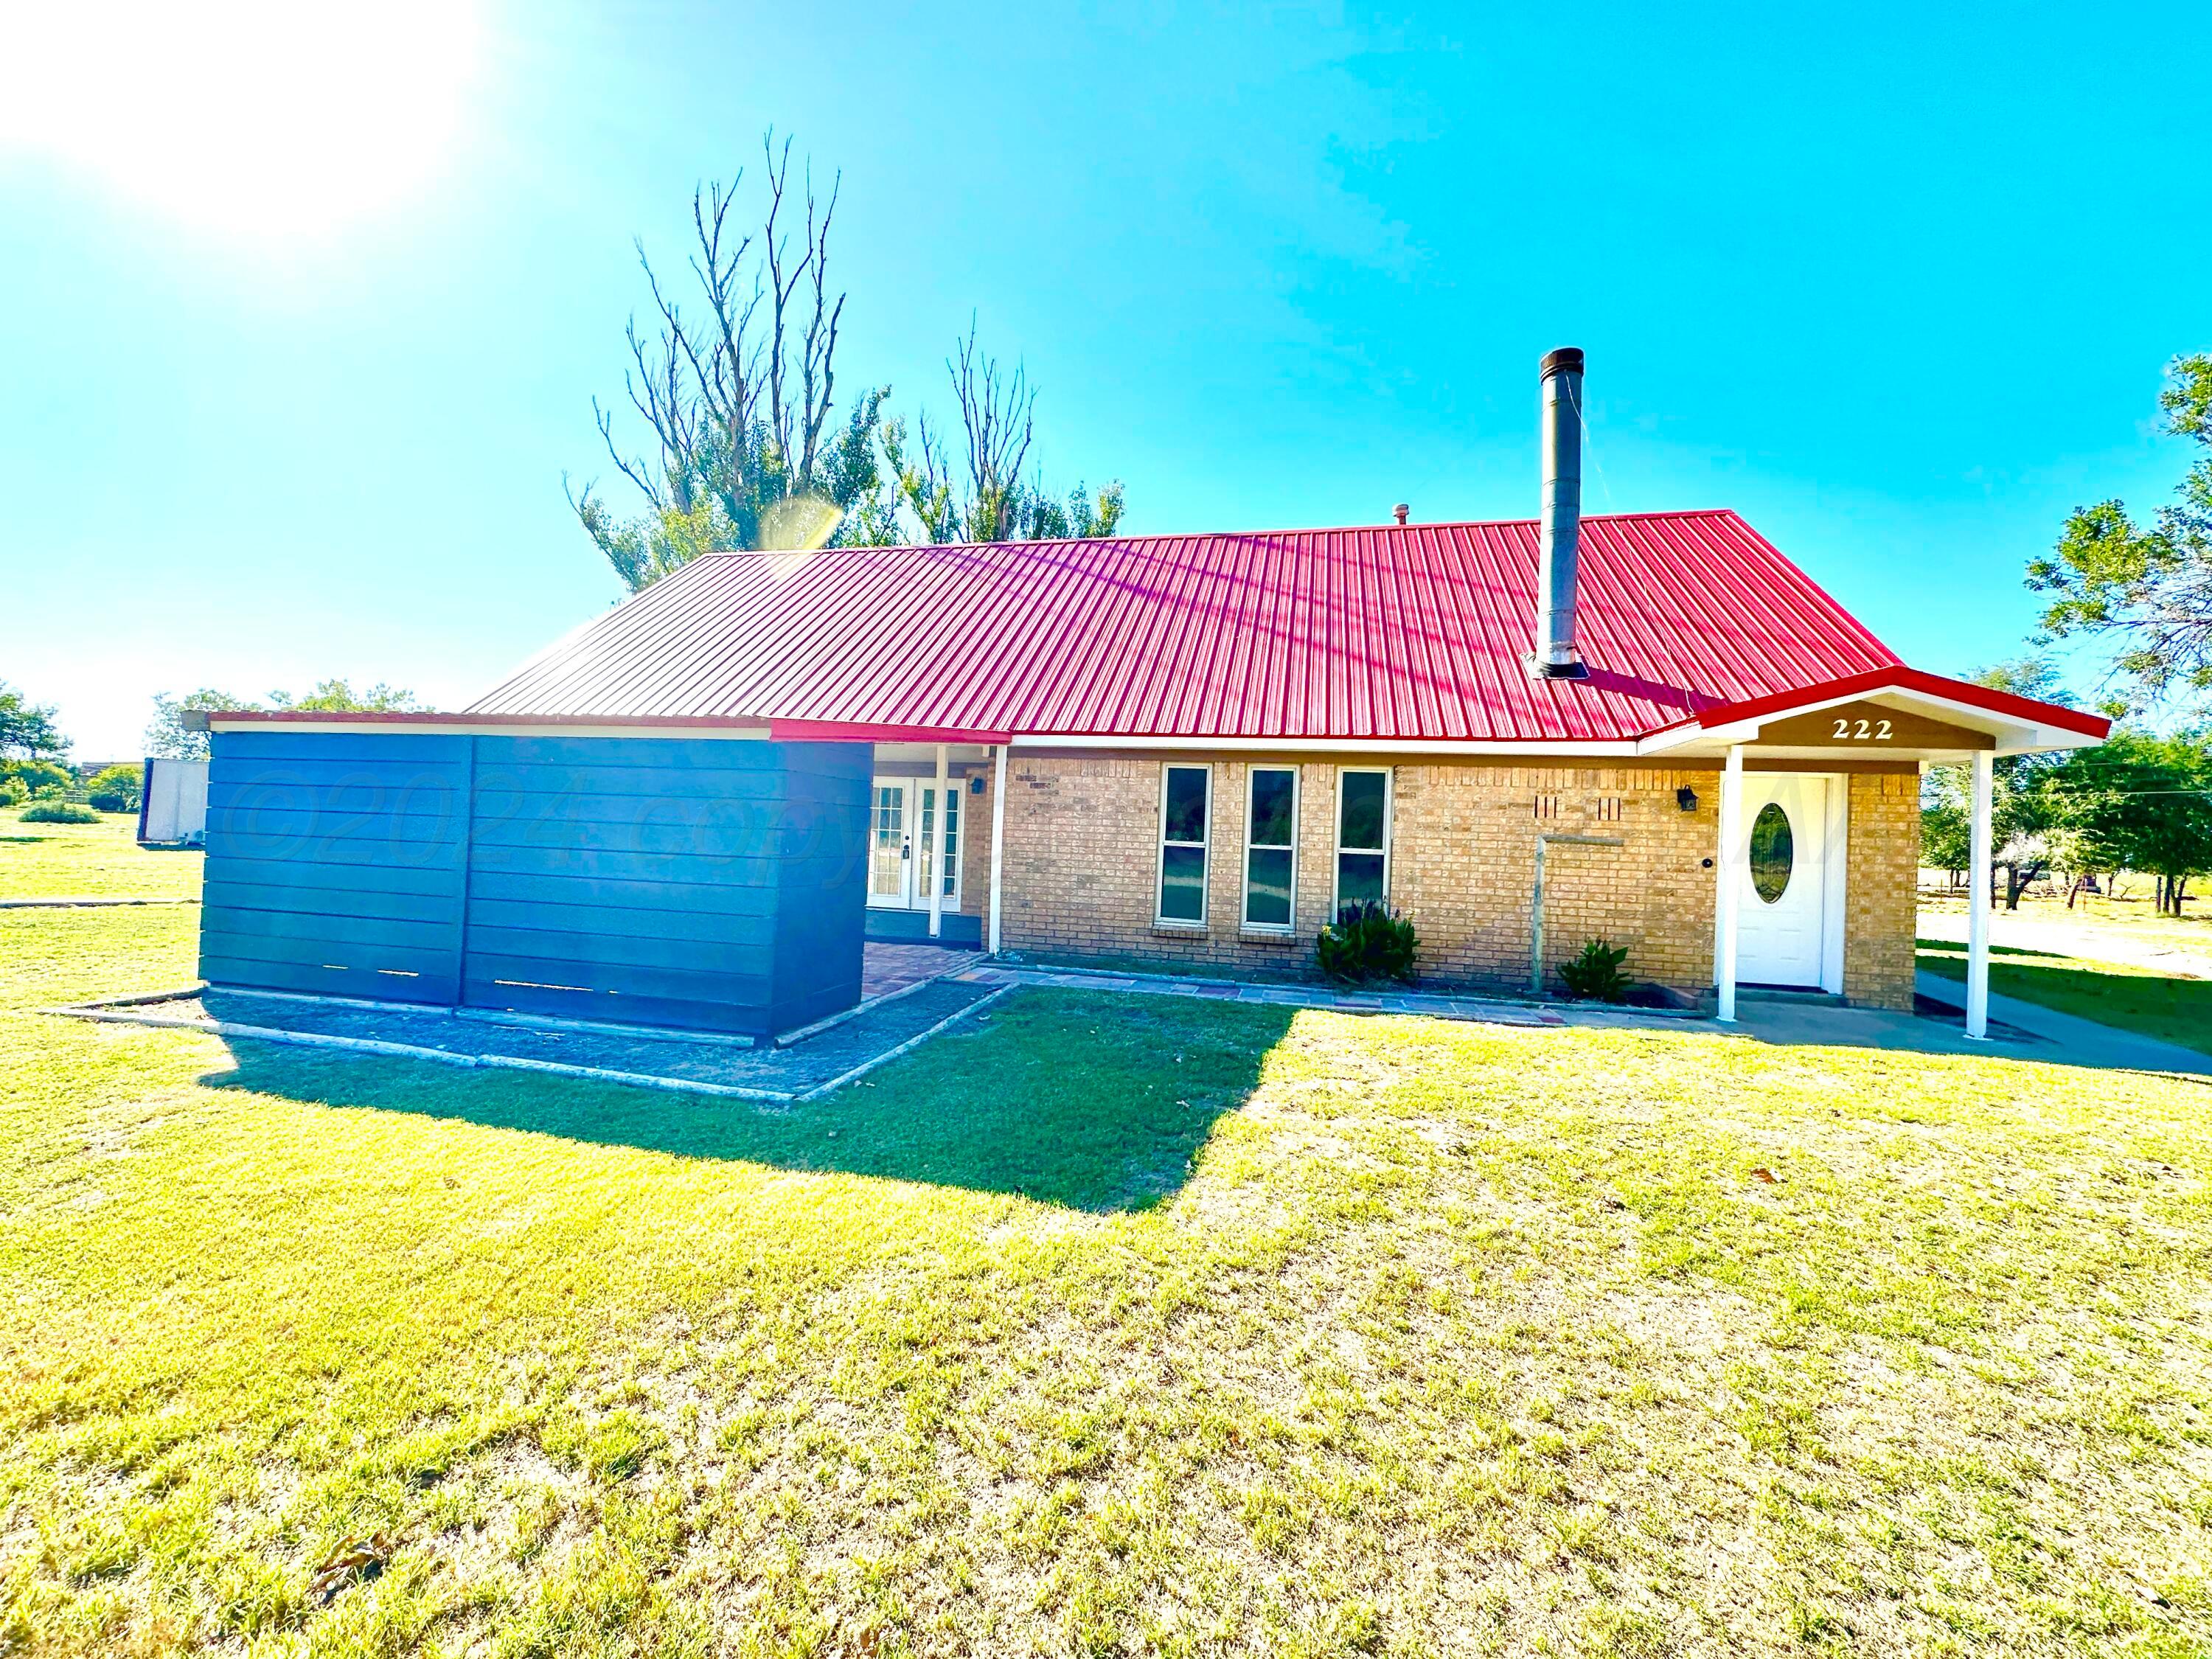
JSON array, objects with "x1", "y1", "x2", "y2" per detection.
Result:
[{"x1": 1832, "y1": 717, "x2": 1893, "y2": 740}]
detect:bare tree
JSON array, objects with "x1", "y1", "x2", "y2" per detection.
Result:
[
  {"x1": 570, "y1": 130, "x2": 883, "y2": 588},
  {"x1": 884, "y1": 319, "x2": 1125, "y2": 546}
]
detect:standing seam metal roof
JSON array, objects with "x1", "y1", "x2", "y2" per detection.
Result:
[{"x1": 465, "y1": 510, "x2": 1904, "y2": 742}]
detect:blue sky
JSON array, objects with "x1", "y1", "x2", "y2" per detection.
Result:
[{"x1": 3, "y1": 1, "x2": 2206, "y2": 757}]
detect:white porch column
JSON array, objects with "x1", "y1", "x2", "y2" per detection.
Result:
[
  {"x1": 1966, "y1": 750, "x2": 1993, "y2": 1039},
  {"x1": 987, "y1": 744, "x2": 1009, "y2": 955},
  {"x1": 1715, "y1": 744, "x2": 1745, "y2": 1023},
  {"x1": 928, "y1": 742, "x2": 948, "y2": 939}
]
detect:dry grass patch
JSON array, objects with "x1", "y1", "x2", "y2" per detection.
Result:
[{"x1": 2, "y1": 847, "x2": 2211, "y2": 1655}]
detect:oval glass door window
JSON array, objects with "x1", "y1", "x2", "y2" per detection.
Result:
[{"x1": 1749, "y1": 802, "x2": 1794, "y2": 904}]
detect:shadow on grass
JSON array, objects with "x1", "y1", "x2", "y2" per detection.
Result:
[{"x1": 199, "y1": 989, "x2": 1298, "y2": 1214}]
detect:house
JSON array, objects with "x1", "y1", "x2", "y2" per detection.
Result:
[{"x1": 196, "y1": 349, "x2": 2105, "y2": 1040}]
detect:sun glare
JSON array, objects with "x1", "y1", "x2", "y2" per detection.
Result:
[{"x1": 0, "y1": 1, "x2": 482, "y2": 240}]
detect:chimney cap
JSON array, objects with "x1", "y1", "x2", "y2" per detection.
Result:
[
  {"x1": 1391, "y1": 503, "x2": 1409, "y2": 526},
  {"x1": 1540, "y1": 346, "x2": 1585, "y2": 378}
]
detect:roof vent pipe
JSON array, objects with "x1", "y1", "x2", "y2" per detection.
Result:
[
  {"x1": 1531, "y1": 346, "x2": 1588, "y2": 679},
  {"x1": 1392, "y1": 503, "x2": 1409, "y2": 526}
]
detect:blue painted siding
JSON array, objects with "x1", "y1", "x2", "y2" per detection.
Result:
[
  {"x1": 456, "y1": 736, "x2": 861, "y2": 1034},
  {"x1": 200, "y1": 731, "x2": 872, "y2": 1035},
  {"x1": 201, "y1": 732, "x2": 470, "y2": 1004}
]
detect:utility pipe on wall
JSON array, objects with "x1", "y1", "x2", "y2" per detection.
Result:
[
  {"x1": 1715, "y1": 745, "x2": 1745, "y2": 1023},
  {"x1": 1531, "y1": 832, "x2": 1625, "y2": 995}
]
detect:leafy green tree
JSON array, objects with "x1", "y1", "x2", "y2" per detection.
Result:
[
  {"x1": 146, "y1": 682, "x2": 421, "y2": 760},
  {"x1": 146, "y1": 690, "x2": 243, "y2": 760},
  {"x1": 1919, "y1": 786, "x2": 1972, "y2": 883},
  {"x1": 2044, "y1": 731, "x2": 2212, "y2": 916},
  {"x1": 2029, "y1": 353, "x2": 2212, "y2": 712},
  {"x1": 85, "y1": 763, "x2": 142, "y2": 812},
  {"x1": 0, "y1": 681, "x2": 65, "y2": 761},
  {"x1": 1924, "y1": 660, "x2": 2079, "y2": 907},
  {"x1": 1, "y1": 759, "x2": 72, "y2": 799},
  {"x1": 266, "y1": 681, "x2": 422, "y2": 714}
]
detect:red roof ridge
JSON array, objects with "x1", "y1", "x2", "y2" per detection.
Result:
[{"x1": 698, "y1": 507, "x2": 1750, "y2": 560}]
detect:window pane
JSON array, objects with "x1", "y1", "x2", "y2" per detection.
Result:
[
  {"x1": 1160, "y1": 844, "x2": 1207, "y2": 920},
  {"x1": 1248, "y1": 768, "x2": 1295, "y2": 847},
  {"x1": 941, "y1": 789, "x2": 960, "y2": 897},
  {"x1": 1246, "y1": 847, "x2": 1293, "y2": 926},
  {"x1": 1163, "y1": 767, "x2": 1208, "y2": 844},
  {"x1": 1339, "y1": 771, "x2": 1387, "y2": 851},
  {"x1": 917, "y1": 790, "x2": 936, "y2": 897},
  {"x1": 1338, "y1": 850, "x2": 1385, "y2": 908},
  {"x1": 1750, "y1": 801, "x2": 1793, "y2": 905}
]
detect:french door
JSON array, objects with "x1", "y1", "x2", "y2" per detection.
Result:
[{"x1": 865, "y1": 778, "x2": 961, "y2": 910}]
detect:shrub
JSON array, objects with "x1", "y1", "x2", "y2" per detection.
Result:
[
  {"x1": 1558, "y1": 939, "x2": 1632, "y2": 1002},
  {"x1": 0, "y1": 776, "x2": 24, "y2": 808},
  {"x1": 86, "y1": 763, "x2": 142, "y2": 813},
  {"x1": 19, "y1": 801, "x2": 102, "y2": 825},
  {"x1": 1, "y1": 759, "x2": 72, "y2": 799},
  {"x1": 1316, "y1": 900, "x2": 1419, "y2": 985}
]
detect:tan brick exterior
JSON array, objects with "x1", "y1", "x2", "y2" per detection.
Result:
[
  {"x1": 1842, "y1": 769, "x2": 1920, "y2": 1011},
  {"x1": 975, "y1": 752, "x2": 1923, "y2": 1009}
]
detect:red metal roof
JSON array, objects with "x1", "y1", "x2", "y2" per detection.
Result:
[{"x1": 465, "y1": 510, "x2": 1910, "y2": 744}]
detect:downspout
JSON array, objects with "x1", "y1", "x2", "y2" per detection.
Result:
[{"x1": 1531, "y1": 832, "x2": 1624, "y2": 995}]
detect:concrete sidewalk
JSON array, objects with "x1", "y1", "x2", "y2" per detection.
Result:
[{"x1": 1910, "y1": 970, "x2": 2212, "y2": 1077}]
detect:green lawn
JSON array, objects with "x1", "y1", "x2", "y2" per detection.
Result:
[
  {"x1": 7, "y1": 835, "x2": 2212, "y2": 1655},
  {"x1": 1919, "y1": 939, "x2": 2212, "y2": 1057},
  {"x1": 0, "y1": 806, "x2": 202, "y2": 901}
]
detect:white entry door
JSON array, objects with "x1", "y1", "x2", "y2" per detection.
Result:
[
  {"x1": 865, "y1": 779, "x2": 961, "y2": 911},
  {"x1": 1735, "y1": 774, "x2": 1832, "y2": 989}
]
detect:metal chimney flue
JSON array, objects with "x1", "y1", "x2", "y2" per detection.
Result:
[{"x1": 1531, "y1": 346, "x2": 1587, "y2": 679}]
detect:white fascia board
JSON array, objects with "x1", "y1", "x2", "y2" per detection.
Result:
[
  {"x1": 1634, "y1": 684, "x2": 2100, "y2": 759},
  {"x1": 1006, "y1": 734, "x2": 1644, "y2": 757},
  {"x1": 206, "y1": 719, "x2": 776, "y2": 740}
]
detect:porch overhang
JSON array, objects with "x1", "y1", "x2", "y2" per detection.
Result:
[{"x1": 1635, "y1": 667, "x2": 2110, "y2": 762}]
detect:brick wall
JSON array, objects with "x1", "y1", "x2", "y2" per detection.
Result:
[
  {"x1": 984, "y1": 753, "x2": 1924, "y2": 1006},
  {"x1": 1843, "y1": 769, "x2": 1920, "y2": 1010},
  {"x1": 992, "y1": 754, "x2": 1728, "y2": 995}
]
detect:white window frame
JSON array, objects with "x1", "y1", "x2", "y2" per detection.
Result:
[
  {"x1": 1241, "y1": 765, "x2": 1299, "y2": 932},
  {"x1": 1332, "y1": 767, "x2": 1394, "y2": 913},
  {"x1": 1155, "y1": 762, "x2": 1212, "y2": 928},
  {"x1": 868, "y1": 776, "x2": 964, "y2": 911},
  {"x1": 919, "y1": 779, "x2": 964, "y2": 909}
]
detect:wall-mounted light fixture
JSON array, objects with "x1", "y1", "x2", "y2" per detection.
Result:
[
  {"x1": 970, "y1": 775, "x2": 986, "y2": 795},
  {"x1": 1676, "y1": 785, "x2": 1699, "y2": 814}
]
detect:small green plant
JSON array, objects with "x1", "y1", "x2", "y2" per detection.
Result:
[
  {"x1": 1558, "y1": 939, "x2": 1632, "y2": 1002},
  {"x1": 18, "y1": 801, "x2": 102, "y2": 825},
  {"x1": 1316, "y1": 900, "x2": 1419, "y2": 985},
  {"x1": 0, "y1": 776, "x2": 24, "y2": 808}
]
